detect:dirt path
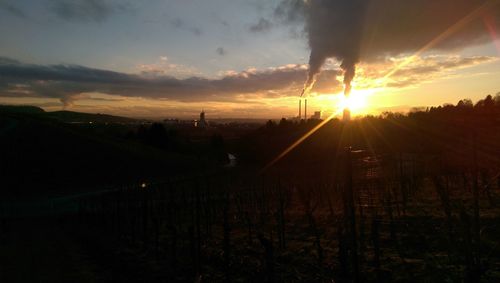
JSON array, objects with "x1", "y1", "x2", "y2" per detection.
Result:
[{"x1": 0, "y1": 218, "x2": 97, "y2": 283}]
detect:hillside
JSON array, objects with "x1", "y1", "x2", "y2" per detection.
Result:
[
  {"x1": 0, "y1": 109, "x2": 197, "y2": 196},
  {"x1": 0, "y1": 105, "x2": 138, "y2": 123},
  {"x1": 47, "y1": 110, "x2": 138, "y2": 123}
]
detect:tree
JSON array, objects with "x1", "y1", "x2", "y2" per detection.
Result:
[
  {"x1": 279, "y1": 118, "x2": 291, "y2": 129},
  {"x1": 265, "y1": 120, "x2": 276, "y2": 130},
  {"x1": 457, "y1": 99, "x2": 473, "y2": 108},
  {"x1": 495, "y1": 93, "x2": 500, "y2": 105},
  {"x1": 484, "y1": 95, "x2": 494, "y2": 108},
  {"x1": 148, "y1": 123, "x2": 168, "y2": 147}
]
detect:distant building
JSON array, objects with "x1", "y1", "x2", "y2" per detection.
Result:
[
  {"x1": 197, "y1": 110, "x2": 209, "y2": 128},
  {"x1": 163, "y1": 118, "x2": 179, "y2": 125},
  {"x1": 311, "y1": 111, "x2": 321, "y2": 120}
]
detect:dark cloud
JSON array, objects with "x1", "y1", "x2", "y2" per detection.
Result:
[
  {"x1": 0, "y1": 58, "x2": 341, "y2": 106},
  {"x1": 0, "y1": 2, "x2": 26, "y2": 18},
  {"x1": 249, "y1": 18, "x2": 273, "y2": 33},
  {"x1": 215, "y1": 67, "x2": 341, "y2": 96},
  {"x1": 216, "y1": 47, "x2": 227, "y2": 56},
  {"x1": 0, "y1": 57, "x2": 20, "y2": 64},
  {"x1": 276, "y1": 0, "x2": 500, "y2": 95},
  {"x1": 1, "y1": 55, "x2": 494, "y2": 107},
  {"x1": 50, "y1": 0, "x2": 130, "y2": 22},
  {"x1": 170, "y1": 18, "x2": 203, "y2": 36}
]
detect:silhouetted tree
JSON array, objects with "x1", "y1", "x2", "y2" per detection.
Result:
[
  {"x1": 265, "y1": 120, "x2": 276, "y2": 130},
  {"x1": 148, "y1": 123, "x2": 169, "y2": 147}
]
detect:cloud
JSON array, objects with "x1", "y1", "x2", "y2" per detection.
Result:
[
  {"x1": 274, "y1": 0, "x2": 306, "y2": 24},
  {"x1": 0, "y1": 58, "x2": 341, "y2": 106},
  {"x1": 0, "y1": 55, "x2": 495, "y2": 107},
  {"x1": 0, "y1": 57, "x2": 20, "y2": 64},
  {"x1": 0, "y1": 2, "x2": 26, "y2": 18},
  {"x1": 276, "y1": 0, "x2": 500, "y2": 94},
  {"x1": 49, "y1": 0, "x2": 130, "y2": 22},
  {"x1": 358, "y1": 55, "x2": 498, "y2": 89},
  {"x1": 216, "y1": 47, "x2": 227, "y2": 56},
  {"x1": 249, "y1": 18, "x2": 273, "y2": 33},
  {"x1": 387, "y1": 56, "x2": 497, "y2": 88},
  {"x1": 170, "y1": 17, "x2": 203, "y2": 36},
  {"x1": 138, "y1": 57, "x2": 201, "y2": 79}
]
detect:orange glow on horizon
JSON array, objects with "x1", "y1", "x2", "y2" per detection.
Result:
[
  {"x1": 338, "y1": 88, "x2": 372, "y2": 115},
  {"x1": 314, "y1": 87, "x2": 378, "y2": 117},
  {"x1": 261, "y1": 87, "x2": 377, "y2": 172}
]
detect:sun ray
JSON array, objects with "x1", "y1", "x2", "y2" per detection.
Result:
[
  {"x1": 362, "y1": 118, "x2": 396, "y2": 153},
  {"x1": 261, "y1": 0, "x2": 500, "y2": 173},
  {"x1": 357, "y1": 120, "x2": 396, "y2": 187},
  {"x1": 261, "y1": 109, "x2": 343, "y2": 173},
  {"x1": 483, "y1": 14, "x2": 500, "y2": 56},
  {"x1": 382, "y1": 1, "x2": 499, "y2": 83},
  {"x1": 338, "y1": 88, "x2": 372, "y2": 115}
]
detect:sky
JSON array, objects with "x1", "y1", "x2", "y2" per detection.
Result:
[{"x1": 0, "y1": 0, "x2": 499, "y2": 119}]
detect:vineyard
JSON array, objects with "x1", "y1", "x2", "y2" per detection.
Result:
[{"x1": 52, "y1": 149, "x2": 500, "y2": 282}]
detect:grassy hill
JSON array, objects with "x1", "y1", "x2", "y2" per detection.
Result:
[
  {"x1": 46, "y1": 110, "x2": 138, "y2": 123},
  {"x1": 0, "y1": 106, "x2": 198, "y2": 196},
  {"x1": 0, "y1": 105, "x2": 45, "y2": 114},
  {"x1": 0, "y1": 105, "x2": 138, "y2": 123}
]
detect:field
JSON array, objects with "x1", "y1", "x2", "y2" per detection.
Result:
[
  {"x1": 43, "y1": 148, "x2": 499, "y2": 282},
  {"x1": 1, "y1": 99, "x2": 500, "y2": 282}
]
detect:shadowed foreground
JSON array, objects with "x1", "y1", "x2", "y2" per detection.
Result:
[
  {"x1": 1, "y1": 98, "x2": 500, "y2": 282},
  {"x1": 0, "y1": 218, "x2": 96, "y2": 283}
]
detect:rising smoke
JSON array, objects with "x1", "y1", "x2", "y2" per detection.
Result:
[
  {"x1": 291, "y1": 0, "x2": 500, "y2": 97},
  {"x1": 304, "y1": 0, "x2": 366, "y2": 96}
]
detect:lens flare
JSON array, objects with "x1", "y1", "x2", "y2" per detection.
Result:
[{"x1": 337, "y1": 88, "x2": 372, "y2": 115}]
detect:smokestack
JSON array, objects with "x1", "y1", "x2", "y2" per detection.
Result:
[
  {"x1": 299, "y1": 99, "x2": 302, "y2": 119},
  {"x1": 304, "y1": 99, "x2": 308, "y2": 120},
  {"x1": 343, "y1": 108, "x2": 351, "y2": 122}
]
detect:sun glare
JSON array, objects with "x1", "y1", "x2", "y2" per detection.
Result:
[{"x1": 338, "y1": 88, "x2": 373, "y2": 115}]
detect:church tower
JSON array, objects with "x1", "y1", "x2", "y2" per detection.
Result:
[{"x1": 198, "y1": 110, "x2": 208, "y2": 128}]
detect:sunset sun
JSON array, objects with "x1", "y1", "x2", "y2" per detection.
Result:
[{"x1": 337, "y1": 88, "x2": 374, "y2": 116}]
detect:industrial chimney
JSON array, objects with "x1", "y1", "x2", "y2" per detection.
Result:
[
  {"x1": 304, "y1": 99, "x2": 308, "y2": 120},
  {"x1": 343, "y1": 108, "x2": 351, "y2": 122},
  {"x1": 298, "y1": 99, "x2": 302, "y2": 119}
]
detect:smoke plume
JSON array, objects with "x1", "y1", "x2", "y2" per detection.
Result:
[
  {"x1": 292, "y1": 0, "x2": 500, "y2": 97},
  {"x1": 305, "y1": 0, "x2": 366, "y2": 96}
]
